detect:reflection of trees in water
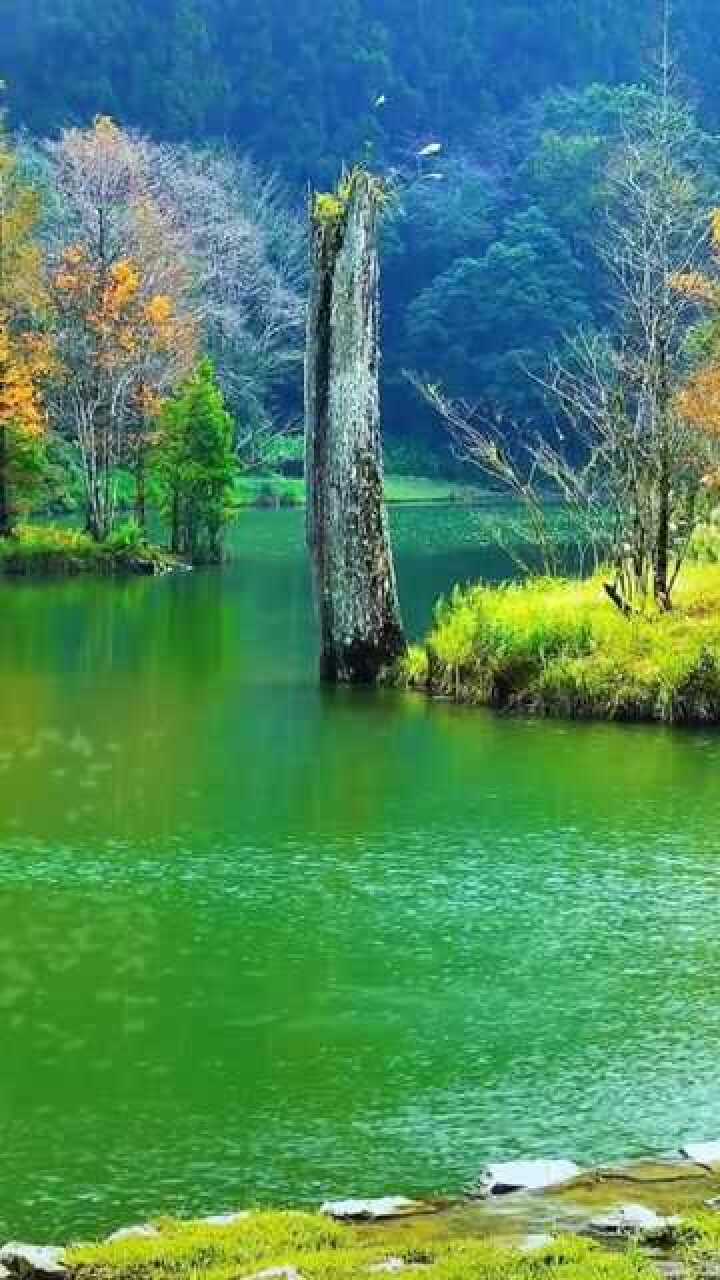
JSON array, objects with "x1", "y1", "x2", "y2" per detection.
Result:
[
  {"x1": 0, "y1": 552, "x2": 315, "y2": 842},
  {"x1": 0, "y1": 573, "x2": 232, "y2": 841},
  {"x1": 0, "y1": 572, "x2": 231, "y2": 681}
]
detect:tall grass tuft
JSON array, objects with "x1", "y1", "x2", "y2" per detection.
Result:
[{"x1": 402, "y1": 566, "x2": 720, "y2": 724}]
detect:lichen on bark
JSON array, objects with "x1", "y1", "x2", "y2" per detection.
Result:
[{"x1": 305, "y1": 169, "x2": 406, "y2": 684}]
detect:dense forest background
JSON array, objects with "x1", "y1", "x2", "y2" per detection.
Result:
[{"x1": 3, "y1": 0, "x2": 720, "y2": 467}]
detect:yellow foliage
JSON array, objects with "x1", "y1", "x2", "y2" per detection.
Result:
[
  {"x1": 136, "y1": 383, "x2": 163, "y2": 420},
  {"x1": 107, "y1": 259, "x2": 141, "y2": 309},
  {"x1": 145, "y1": 294, "x2": 173, "y2": 329},
  {"x1": 50, "y1": 118, "x2": 199, "y2": 429},
  {"x1": 57, "y1": 250, "x2": 145, "y2": 354},
  {"x1": 701, "y1": 468, "x2": 720, "y2": 492},
  {"x1": 677, "y1": 365, "x2": 720, "y2": 437},
  {"x1": 671, "y1": 271, "x2": 720, "y2": 305},
  {"x1": 54, "y1": 241, "x2": 197, "y2": 414},
  {"x1": 674, "y1": 209, "x2": 720, "y2": 444},
  {"x1": 93, "y1": 115, "x2": 121, "y2": 142},
  {"x1": 0, "y1": 132, "x2": 52, "y2": 481},
  {"x1": 19, "y1": 331, "x2": 57, "y2": 382},
  {"x1": 0, "y1": 137, "x2": 47, "y2": 317},
  {"x1": 54, "y1": 245, "x2": 95, "y2": 299},
  {"x1": 0, "y1": 315, "x2": 48, "y2": 439}
]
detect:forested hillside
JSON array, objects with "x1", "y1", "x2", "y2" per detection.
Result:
[
  {"x1": 3, "y1": 0, "x2": 720, "y2": 181},
  {"x1": 3, "y1": 0, "x2": 720, "y2": 456}
]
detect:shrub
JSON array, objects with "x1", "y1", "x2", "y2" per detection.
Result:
[
  {"x1": 102, "y1": 519, "x2": 145, "y2": 556},
  {"x1": 402, "y1": 644, "x2": 431, "y2": 687}
]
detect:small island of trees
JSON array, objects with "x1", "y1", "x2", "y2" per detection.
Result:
[{"x1": 0, "y1": 112, "x2": 307, "y2": 571}]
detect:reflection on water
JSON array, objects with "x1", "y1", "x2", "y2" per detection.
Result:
[{"x1": 0, "y1": 508, "x2": 719, "y2": 1238}]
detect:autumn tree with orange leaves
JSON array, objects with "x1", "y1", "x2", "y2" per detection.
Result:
[
  {"x1": 0, "y1": 133, "x2": 54, "y2": 534},
  {"x1": 48, "y1": 118, "x2": 197, "y2": 540},
  {"x1": 674, "y1": 211, "x2": 720, "y2": 495}
]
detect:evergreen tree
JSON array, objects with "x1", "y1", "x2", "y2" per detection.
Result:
[
  {"x1": 3, "y1": 0, "x2": 717, "y2": 178},
  {"x1": 155, "y1": 359, "x2": 236, "y2": 563}
]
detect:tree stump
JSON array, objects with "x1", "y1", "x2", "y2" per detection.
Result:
[{"x1": 305, "y1": 170, "x2": 406, "y2": 683}]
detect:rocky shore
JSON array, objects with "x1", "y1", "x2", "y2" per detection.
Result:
[{"x1": 5, "y1": 1144, "x2": 720, "y2": 1280}]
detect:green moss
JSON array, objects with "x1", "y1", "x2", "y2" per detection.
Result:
[
  {"x1": 313, "y1": 168, "x2": 390, "y2": 231},
  {"x1": 405, "y1": 565, "x2": 720, "y2": 723},
  {"x1": 66, "y1": 1213, "x2": 662, "y2": 1280},
  {"x1": 313, "y1": 172, "x2": 356, "y2": 227},
  {"x1": 314, "y1": 192, "x2": 347, "y2": 225}
]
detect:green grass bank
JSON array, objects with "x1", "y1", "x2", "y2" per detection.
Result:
[
  {"x1": 401, "y1": 565, "x2": 720, "y2": 725},
  {"x1": 58, "y1": 1205, "x2": 720, "y2": 1280},
  {"x1": 232, "y1": 473, "x2": 483, "y2": 508},
  {"x1": 0, "y1": 524, "x2": 180, "y2": 577},
  {"x1": 63, "y1": 1211, "x2": 663, "y2": 1280}
]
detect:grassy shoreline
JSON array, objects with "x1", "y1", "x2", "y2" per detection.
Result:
[
  {"x1": 233, "y1": 473, "x2": 483, "y2": 508},
  {"x1": 62, "y1": 1215, "x2": 651, "y2": 1280},
  {"x1": 400, "y1": 565, "x2": 720, "y2": 725},
  {"x1": 0, "y1": 525, "x2": 182, "y2": 577},
  {"x1": 32, "y1": 1195, "x2": 720, "y2": 1280},
  {"x1": 11, "y1": 1152, "x2": 720, "y2": 1280},
  {"x1": 0, "y1": 475, "x2": 483, "y2": 577}
]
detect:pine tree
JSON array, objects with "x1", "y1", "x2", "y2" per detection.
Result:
[{"x1": 154, "y1": 359, "x2": 236, "y2": 563}]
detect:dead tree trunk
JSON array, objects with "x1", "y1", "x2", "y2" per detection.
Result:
[{"x1": 305, "y1": 170, "x2": 406, "y2": 683}]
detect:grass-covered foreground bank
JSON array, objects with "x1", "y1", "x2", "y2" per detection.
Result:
[
  {"x1": 401, "y1": 564, "x2": 720, "y2": 724},
  {"x1": 0, "y1": 525, "x2": 179, "y2": 576},
  {"x1": 61, "y1": 1211, "x2": 668, "y2": 1280},
  {"x1": 58, "y1": 1207, "x2": 720, "y2": 1280}
]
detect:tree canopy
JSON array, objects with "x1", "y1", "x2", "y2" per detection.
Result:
[
  {"x1": 4, "y1": 1, "x2": 720, "y2": 464},
  {"x1": 2, "y1": 1, "x2": 719, "y2": 184}
]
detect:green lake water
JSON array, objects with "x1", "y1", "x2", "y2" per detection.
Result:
[{"x1": 1, "y1": 506, "x2": 720, "y2": 1239}]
